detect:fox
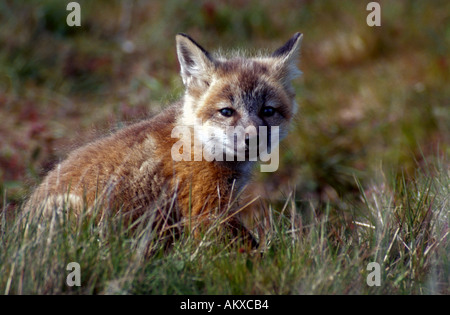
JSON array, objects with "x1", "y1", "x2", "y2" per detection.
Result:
[{"x1": 25, "y1": 32, "x2": 303, "y2": 246}]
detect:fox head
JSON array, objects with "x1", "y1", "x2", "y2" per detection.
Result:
[{"x1": 175, "y1": 33, "x2": 302, "y2": 163}]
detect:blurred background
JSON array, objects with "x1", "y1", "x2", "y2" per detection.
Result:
[{"x1": 0, "y1": 0, "x2": 448, "y2": 215}]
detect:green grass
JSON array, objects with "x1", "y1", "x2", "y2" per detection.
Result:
[
  {"x1": 1, "y1": 157, "x2": 448, "y2": 294},
  {"x1": 0, "y1": 0, "x2": 449, "y2": 294}
]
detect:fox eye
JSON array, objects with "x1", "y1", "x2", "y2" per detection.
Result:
[
  {"x1": 219, "y1": 108, "x2": 234, "y2": 117},
  {"x1": 261, "y1": 106, "x2": 276, "y2": 117}
]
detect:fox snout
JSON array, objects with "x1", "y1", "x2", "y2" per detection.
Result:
[{"x1": 222, "y1": 125, "x2": 277, "y2": 161}]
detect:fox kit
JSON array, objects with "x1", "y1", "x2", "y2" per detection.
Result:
[{"x1": 26, "y1": 33, "x2": 303, "y2": 245}]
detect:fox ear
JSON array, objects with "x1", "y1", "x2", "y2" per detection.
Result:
[
  {"x1": 271, "y1": 32, "x2": 303, "y2": 83},
  {"x1": 176, "y1": 33, "x2": 214, "y2": 87}
]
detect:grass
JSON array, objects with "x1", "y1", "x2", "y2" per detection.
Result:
[
  {"x1": 1, "y1": 157, "x2": 448, "y2": 294},
  {"x1": 0, "y1": 0, "x2": 449, "y2": 294}
]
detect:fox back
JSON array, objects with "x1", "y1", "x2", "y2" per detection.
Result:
[{"x1": 25, "y1": 33, "x2": 303, "y2": 242}]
